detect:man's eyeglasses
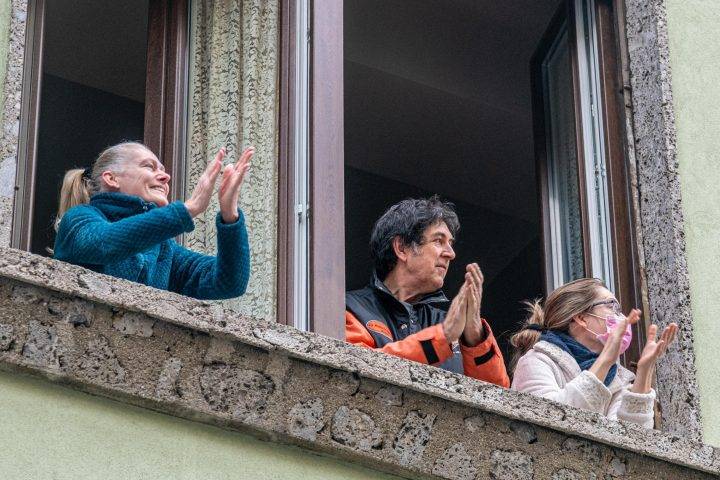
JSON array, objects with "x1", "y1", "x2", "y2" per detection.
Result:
[{"x1": 588, "y1": 299, "x2": 623, "y2": 317}]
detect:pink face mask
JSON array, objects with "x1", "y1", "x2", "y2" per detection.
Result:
[{"x1": 586, "y1": 314, "x2": 633, "y2": 354}]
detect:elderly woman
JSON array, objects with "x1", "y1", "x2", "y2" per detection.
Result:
[
  {"x1": 53, "y1": 141, "x2": 252, "y2": 300},
  {"x1": 510, "y1": 278, "x2": 678, "y2": 428}
]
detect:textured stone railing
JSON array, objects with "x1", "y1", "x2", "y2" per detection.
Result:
[{"x1": 0, "y1": 247, "x2": 717, "y2": 479}]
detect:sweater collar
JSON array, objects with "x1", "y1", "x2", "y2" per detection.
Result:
[
  {"x1": 540, "y1": 330, "x2": 617, "y2": 387},
  {"x1": 90, "y1": 192, "x2": 158, "y2": 221}
]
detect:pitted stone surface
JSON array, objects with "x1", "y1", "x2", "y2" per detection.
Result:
[
  {"x1": 203, "y1": 337, "x2": 236, "y2": 365},
  {"x1": 376, "y1": 386, "x2": 403, "y2": 407},
  {"x1": 11, "y1": 284, "x2": 42, "y2": 304},
  {"x1": 287, "y1": 398, "x2": 325, "y2": 441},
  {"x1": 112, "y1": 311, "x2": 154, "y2": 337},
  {"x1": 0, "y1": 323, "x2": 14, "y2": 350},
  {"x1": 0, "y1": 1, "x2": 27, "y2": 246},
  {"x1": 392, "y1": 410, "x2": 436, "y2": 466},
  {"x1": 77, "y1": 335, "x2": 125, "y2": 385},
  {"x1": 331, "y1": 406, "x2": 383, "y2": 452},
  {"x1": 464, "y1": 414, "x2": 486, "y2": 432},
  {"x1": 510, "y1": 420, "x2": 538, "y2": 444},
  {"x1": 562, "y1": 437, "x2": 604, "y2": 464},
  {"x1": 552, "y1": 468, "x2": 583, "y2": 480},
  {"x1": 46, "y1": 296, "x2": 94, "y2": 328},
  {"x1": 490, "y1": 450, "x2": 534, "y2": 480},
  {"x1": 609, "y1": 456, "x2": 628, "y2": 477},
  {"x1": 199, "y1": 364, "x2": 274, "y2": 419},
  {"x1": 431, "y1": 443, "x2": 476, "y2": 480},
  {"x1": 78, "y1": 273, "x2": 113, "y2": 296},
  {"x1": 156, "y1": 357, "x2": 183, "y2": 400},
  {"x1": 0, "y1": 248, "x2": 718, "y2": 479},
  {"x1": 329, "y1": 370, "x2": 360, "y2": 396},
  {"x1": 21, "y1": 320, "x2": 59, "y2": 368},
  {"x1": 624, "y1": 0, "x2": 702, "y2": 440}
]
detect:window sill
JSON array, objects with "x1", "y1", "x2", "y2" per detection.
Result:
[{"x1": 0, "y1": 247, "x2": 716, "y2": 478}]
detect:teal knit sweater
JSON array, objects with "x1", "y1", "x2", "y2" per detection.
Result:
[{"x1": 53, "y1": 192, "x2": 250, "y2": 300}]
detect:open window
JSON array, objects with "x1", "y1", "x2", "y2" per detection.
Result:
[
  {"x1": 285, "y1": 0, "x2": 643, "y2": 366},
  {"x1": 13, "y1": 0, "x2": 188, "y2": 256}
]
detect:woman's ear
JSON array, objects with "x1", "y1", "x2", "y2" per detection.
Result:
[
  {"x1": 571, "y1": 313, "x2": 587, "y2": 329},
  {"x1": 100, "y1": 170, "x2": 120, "y2": 190},
  {"x1": 392, "y1": 236, "x2": 409, "y2": 263}
]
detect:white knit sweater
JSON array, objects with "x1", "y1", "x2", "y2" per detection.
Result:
[{"x1": 511, "y1": 340, "x2": 656, "y2": 428}]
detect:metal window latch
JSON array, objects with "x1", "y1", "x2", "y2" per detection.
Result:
[{"x1": 296, "y1": 203, "x2": 310, "y2": 222}]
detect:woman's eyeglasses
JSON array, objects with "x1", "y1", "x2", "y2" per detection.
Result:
[{"x1": 589, "y1": 299, "x2": 623, "y2": 317}]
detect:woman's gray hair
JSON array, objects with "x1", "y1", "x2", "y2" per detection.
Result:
[{"x1": 55, "y1": 141, "x2": 151, "y2": 230}]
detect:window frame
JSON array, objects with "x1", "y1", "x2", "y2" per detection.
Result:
[
  {"x1": 281, "y1": 0, "x2": 642, "y2": 351},
  {"x1": 278, "y1": 0, "x2": 345, "y2": 338},
  {"x1": 532, "y1": 0, "x2": 646, "y2": 366},
  {"x1": 11, "y1": 0, "x2": 189, "y2": 251}
]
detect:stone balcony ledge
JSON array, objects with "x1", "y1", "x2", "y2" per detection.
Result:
[{"x1": 0, "y1": 247, "x2": 717, "y2": 479}]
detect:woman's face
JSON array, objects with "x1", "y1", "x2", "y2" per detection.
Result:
[
  {"x1": 572, "y1": 287, "x2": 620, "y2": 351},
  {"x1": 109, "y1": 148, "x2": 171, "y2": 206}
]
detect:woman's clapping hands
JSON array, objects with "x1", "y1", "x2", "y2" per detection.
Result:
[{"x1": 184, "y1": 146, "x2": 253, "y2": 222}]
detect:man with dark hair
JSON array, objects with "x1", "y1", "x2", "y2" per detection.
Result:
[{"x1": 345, "y1": 197, "x2": 509, "y2": 387}]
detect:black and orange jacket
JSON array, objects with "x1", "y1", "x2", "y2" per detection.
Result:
[{"x1": 345, "y1": 275, "x2": 510, "y2": 388}]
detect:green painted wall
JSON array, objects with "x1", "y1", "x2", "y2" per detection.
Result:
[
  {"x1": 0, "y1": 371, "x2": 399, "y2": 480},
  {"x1": 666, "y1": 0, "x2": 720, "y2": 447},
  {"x1": 0, "y1": 0, "x2": 11, "y2": 114}
]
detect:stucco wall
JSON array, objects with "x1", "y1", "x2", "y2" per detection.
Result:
[
  {"x1": 665, "y1": 0, "x2": 720, "y2": 447},
  {"x1": 0, "y1": 370, "x2": 398, "y2": 480}
]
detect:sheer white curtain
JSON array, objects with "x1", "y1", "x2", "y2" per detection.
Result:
[{"x1": 184, "y1": 0, "x2": 279, "y2": 320}]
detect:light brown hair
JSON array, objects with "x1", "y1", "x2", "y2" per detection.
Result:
[
  {"x1": 509, "y1": 278, "x2": 606, "y2": 372},
  {"x1": 55, "y1": 142, "x2": 151, "y2": 230}
]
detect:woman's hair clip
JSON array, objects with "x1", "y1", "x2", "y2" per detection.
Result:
[
  {"x1": 524, "y1": 324, "x2": 544, "y2": 332},
  {"x1": 82, "y1": 167, "x2": 92, "y2": 181}
]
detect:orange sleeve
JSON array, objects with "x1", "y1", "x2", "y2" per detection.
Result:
[
  {"x1": 345, "y1": 311, "x2": 453, "y2": 366},
  {"x1": 460, "y1": 318, "x2": 510, "y2": 388}
]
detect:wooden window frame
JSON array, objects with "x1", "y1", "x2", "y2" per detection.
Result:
[
  {"x1": 532, "y1": 0, "x2": 646, "y2": 367},
  {"x1": 144, "y1": 0, "x2": 189, "y2": 203},
  {"x1": 278, "y1": 0, "x2": 345, "y2": 338},
  {"x1": 12, "y1": 0, "x2": 189, "y2": 251}
]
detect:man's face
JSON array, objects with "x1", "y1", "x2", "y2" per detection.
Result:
[{"x1": 405, "y1": 222, "x2": 456, "y2": 293}]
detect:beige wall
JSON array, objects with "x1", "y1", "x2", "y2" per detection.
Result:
[
  {"x1": 666, "y1": 0, "x2": 720, "y2": 447},
  {"x1": 0, "y1": 371, "x2": 398, "y2": 480}
]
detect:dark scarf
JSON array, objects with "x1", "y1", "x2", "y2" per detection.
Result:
[{"x1": 540, "y1": 331, "x2": 617, "y2": 387}]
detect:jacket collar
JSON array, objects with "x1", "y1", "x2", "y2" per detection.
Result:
[
  {"x1": 90, "y1": 192, "x2": 158, "y2": 222},
  {"x1": 533, "y1": 340, "x2": 635, "y2": 392},
  {"x1": 370, "y1": 271, "x2": 449, "y2": 308}
]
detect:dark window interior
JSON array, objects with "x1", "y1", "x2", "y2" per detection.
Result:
[
  {"x1": 344, "y1": 0, "x2": 561, "y2": 360},
  {"x1": 31, "y1": 0, "x2": 148, "y2": 255}
]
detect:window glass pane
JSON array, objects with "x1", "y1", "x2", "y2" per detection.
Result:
[
  {"x1": 33, "y1": 0, "x2": 149, "y2": 255},
  {"x1": 543, "y1": 26, "x2": 585, "y2": 288},
  {"x1": 574, "y1": 0, "x2": 615, "y2": 292}
]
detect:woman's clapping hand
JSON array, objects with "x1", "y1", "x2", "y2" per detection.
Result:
[
  {"x1": 219, "y1": 147, "x2": 253, "y2": 223},
  {"x1": 631, "y1": 322, "x2": 678, "y2": 393}
]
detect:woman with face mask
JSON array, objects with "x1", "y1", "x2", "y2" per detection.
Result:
[
  {"x1": 509, "y1": 278, "x2": 678, "y2": 428},
  {"x1": 53, "y1": 141, "x2": 252, "y2": 300}
]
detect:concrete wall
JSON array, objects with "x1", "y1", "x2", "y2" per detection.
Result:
[
  {"x1": 665, "y1": 0, "x2": 720, "y2": 447},
  {"x1": 0, "y1": 370, "x2": 398, "y2": 480}
]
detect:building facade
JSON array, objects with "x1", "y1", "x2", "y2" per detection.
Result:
[{"x1": 0, "y1": 0, "x2": 719, "y2": 477}]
